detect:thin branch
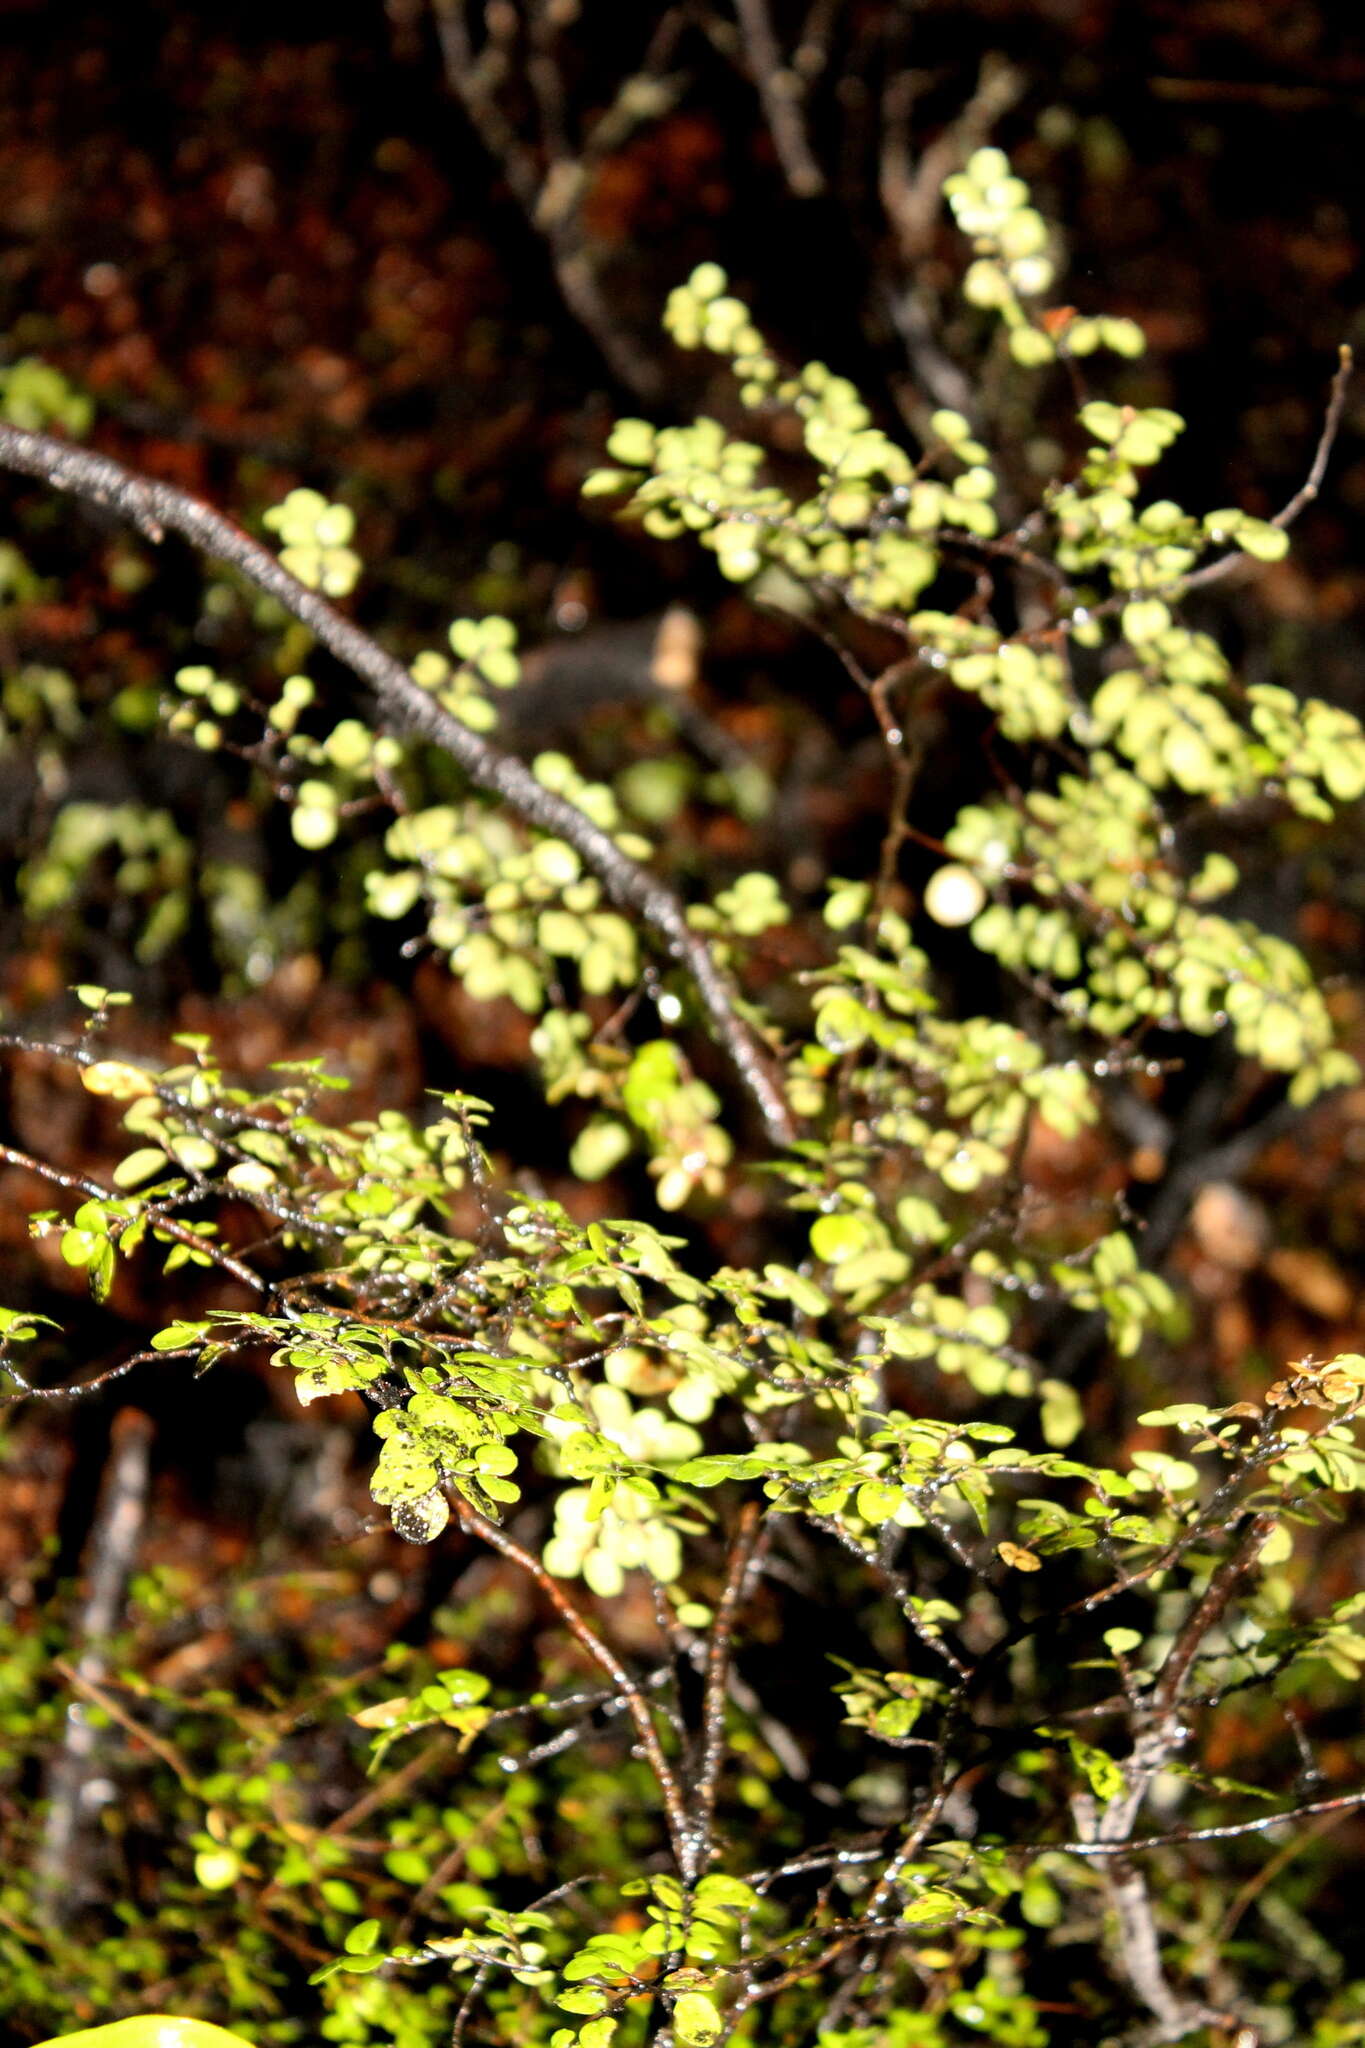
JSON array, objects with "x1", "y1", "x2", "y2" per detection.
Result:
[
  {"x1": 878, "y1": 54, "x2": 1023, "y2": 419},
  {"x1": 805, "y1": 1510, "x2": 970, "y2": 1678},
  {"x1": 428, "y1": 0, "x2": 685, "y2": 401},
  {"x1": 1265, "y1": 344, "x2": 1354, "y2": 526},
  {"x1": 51, "y1": 1654, "x2": 200, "y2": 1796},
  {"x1": 693, "y1": 1501, "x2": 765, "y2": 1865},
  {"x1": 733, "y1": 0, "x2": 826, "y2": 197},
  {"x1": 1178, "y1": 345, "x2": 1353, "y2": 598},
  {"x1": 429, "y1": 0, "x2": 538, "y2": 210},
  {"x1": 879, "y1": 52, "x2": 1022, "y2": 265},
  {"x1": 451, "y1": 1497, "x2": 697, "y2": 1879},
  {"x1": 0, "y1": 1345, "x2": 194, "y2": 1406},
  {"x1": 724, "y1": 1917, "x2": 902, "y2": 2028},
  {"x1": 1211, "y1": 1807, "x2": 1349, "y2": 1950},
  {"x1": 1077, "y1": 1515, "x2": 1276, "y2": 2040},
  {"x1": 450, "y1": 1963, "x2": 494, "y2": 2048},
  {"x1": 1151, "y1": 1514, "x2": 1276, "y2": 1724},
  {"x1": 394, "y1": 1795, "x2": 511, "y2": 1944},
  {"x1": 0, "y1": 423, "x2": 795, "y2": 1146},
  {"x1": 0, "y1": 1139, "x2": 267, "y2": 1296},
  {"x1": 34, "y1": 1409, "x2": 155, "y2": 1926},
  {"x1": 1041, "y1": 1788, "x2": 1365, "y2": 1856},
  {"x1": 318, "y1": 1733, "x2": 451, "y2": 1843}
]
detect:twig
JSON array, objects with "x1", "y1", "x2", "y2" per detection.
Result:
[
  {"x1": 320, "y1": 1732, "x2": 451, "y2": 1841},
  {"x1": 254, "y1": 1730, "x2": 453, "y2": 1914},
  {"x1": 1211, "y1": 1807, "x2": 1350, "y2": 1950},
  {"x1": 724, "y1": 1918, "x2": 900, "y2": 2027},
  {"x1": 693, "y1": 1502, "x2": 765, "y2": 1867},
  {"x1": 0, "y1": 1139, "x2": 267, "y2": 1296},
  {"x1": 1178, "y1": 346, "x2": 1354, "y2": 597},
  {"x1": 1039, "y1": 1788, "x2": 1365, "y2": 1856},
  {"x1": 869, "y1": 660, "x2": 928, "y2": 918},
  {"x1": 1077, "y1": 1515, "x2": 1277, "y2": 2039},
  {"x1": 1151, "y1": 1515, "x2": 1276, "y2": 1725},
  {"x1": 805, "y1": 1510, "x2": 969, "y2": 1678},
  {"x1": 0, "y1": 1345, "x2": 196, "y2": 1406},
  {"x1": 447, "y1": 1873, "x2": 600, "y2": 2047},
  {"x1": 750, "y1": 1836, "x2": 887, "y2": 1891},
  {"x1": 0, "y1": 423, "x2": 794, "y2": 1146},
  {"x1": 428, "y1": 1, "x2": 687, "y2": 401},
  {"x1": 878, "y1": 55, "x2": 1023, "y2": 418},
  {"x1": 879, "y1": 52, "x2": 1022, "y2": 265},
  {"x1": 50, "y1": 1650, "x2": 201, "y2": 1801},
  {"x1": 450, "y1": 1962, "x2": 494, "y2": 2048},
  {"x1": 394, "y1": 1795, "x2": 511, "y2": 1944},
  {"x1": 450, "y1": 1498, "x2": 697, "y2": 1879}
]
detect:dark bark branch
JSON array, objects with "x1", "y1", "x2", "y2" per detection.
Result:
[
  {"x1": 0, "y1": 1138, "x2": 268, "y2": 1297},
  {"x1": 428, "y1": 0, "x2": 684, "y2": 401},
  {"x1": 1, "y1": 1345, "x2": 200, "y2": 1407},
  {"x1": 733, "y1": 0, "x2": 826, "y2": 197},
  {"x1": 451, "y1": 1497, "x2": 697, "y2": 1879},
  {"x1": 693, "y1": 1501, "x2": 765, "y2": 1864},
  {"x1": 0, "y1": 423, "x2": 795, "y2": 1146},
  {"x1": 1176, "y1": 344, "x2": 1353, "y2": 597}
]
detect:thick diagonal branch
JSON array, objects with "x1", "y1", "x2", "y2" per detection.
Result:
[{"x1": 0, "y1": 423, "x2": 794, "y2": 1145}]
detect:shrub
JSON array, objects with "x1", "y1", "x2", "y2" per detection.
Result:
[{"x1": 2, "y1": 149, "x2": 1363, "y2": 2048}]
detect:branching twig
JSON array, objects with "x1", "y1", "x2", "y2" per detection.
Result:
[
  {"x1": 1075, "y1": 1515, "x2": 1277, "y2": 2040},
  {"x1": 1040, "y1": 1788, "x2": 1365, "y2": 1857},
  {"x1": 0, "y1": 423, "x2": 795, "y2": 1146},
  {"x1": 451, "y1": 1497, "x2": 697, "y2": 1879},
  {"x1": 805, "y1": 1510, "x2": 970, "y2": 1678},
  {"x1": 1174, "y1": 345, "x2": 1353, "y2": 598},
  {"x1": 733, "y1": 0, "x2": 825, "y2": 197},
  {"x1": 428, "y1": 1, "x2": 687, "y2": 401},
  {"x1": 0, "y1": 1139, "x2": 267, "y2": 1297},
  {"x1": 1150, "y1": 1514, "x2": 1277, "y2": 1725},
  {"x1": 693, "y1": 1501, "x2": 766, "y2": 1867},
  {"x1": 878, "y1": 55, "x2": 1023, "y2": 418},
  {"x1": 879, "y1": 52, "x2": 1022, "y2": 266}
]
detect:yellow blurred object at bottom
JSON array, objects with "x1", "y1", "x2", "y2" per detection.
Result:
[{"x1": 34, "y1": 2020, "x2": 257, "y2": 2048}]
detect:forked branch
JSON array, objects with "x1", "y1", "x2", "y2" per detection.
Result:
[
  {"x1": 1180, "y1": 345, "x2": 1354, "y2": 596},
  {"x1": 451, "y1": 1498, "x2": 699, "y2": 1879}
]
